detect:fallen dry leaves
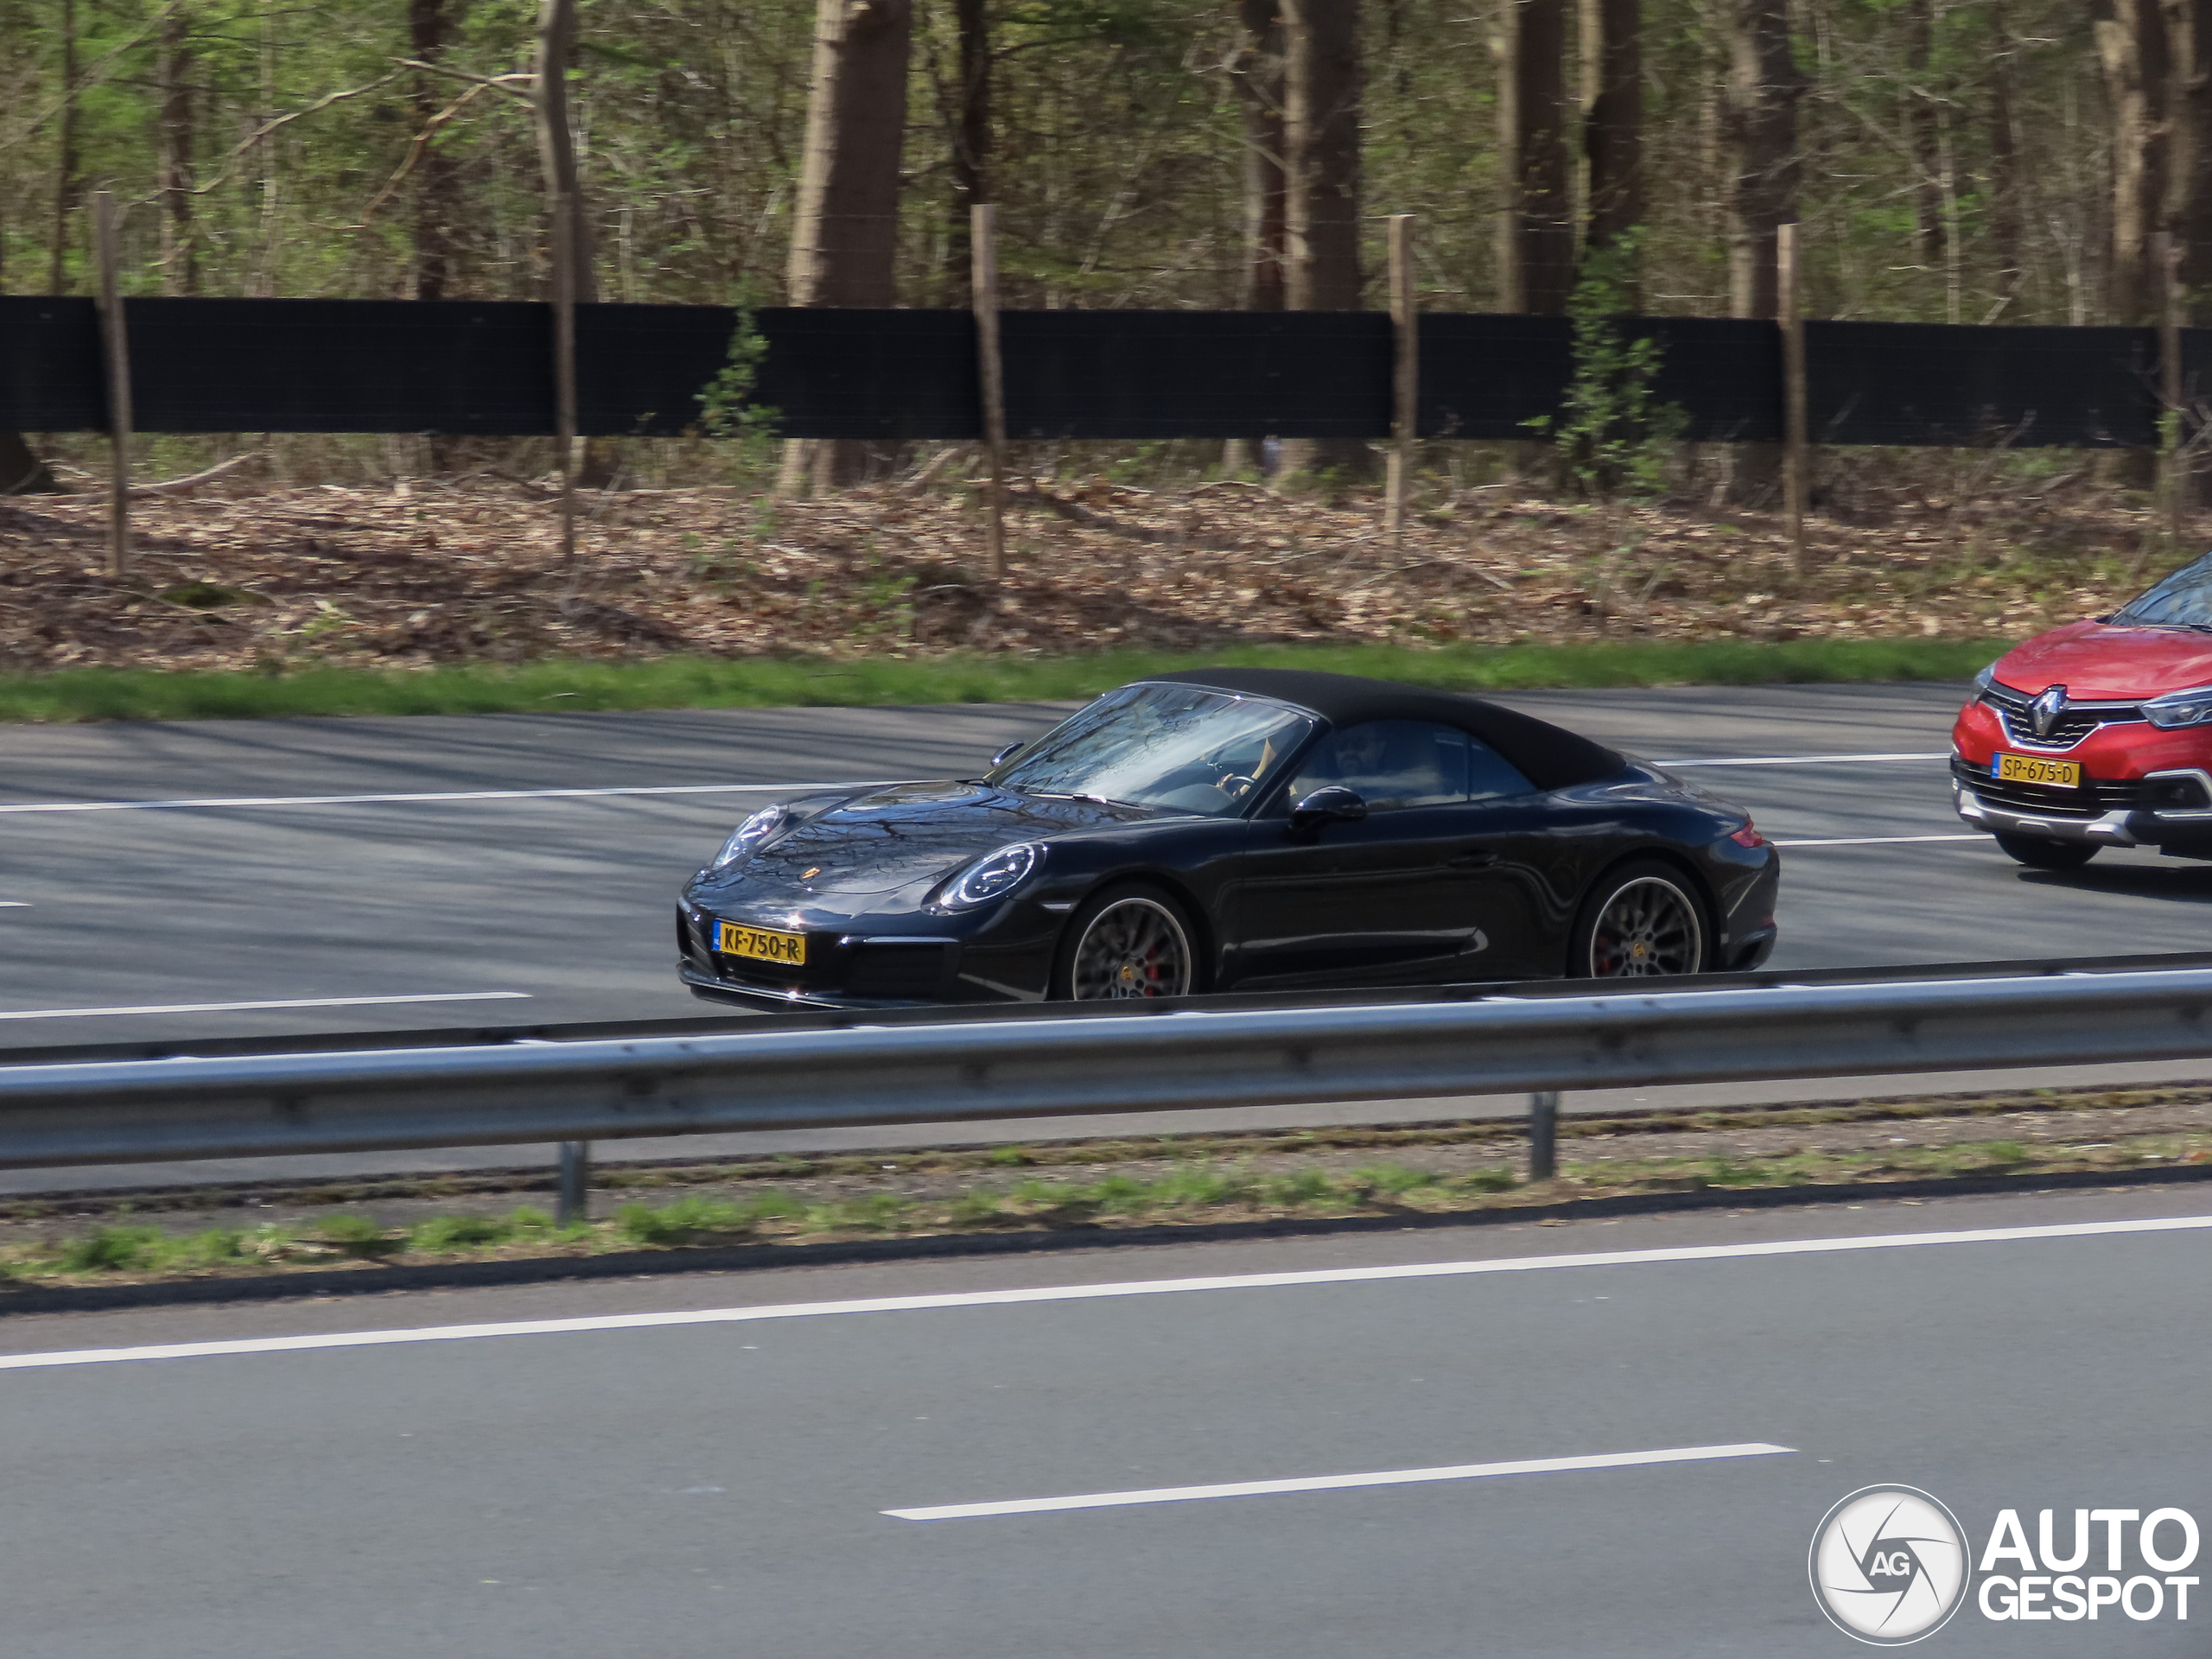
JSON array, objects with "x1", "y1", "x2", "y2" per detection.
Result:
[{"x1": 0, "y1": 460, "x2": 2179, "y2": 671}]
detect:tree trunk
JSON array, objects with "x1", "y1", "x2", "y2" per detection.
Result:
[
  {"x1": 779, "y1": 0, "x2": 914, "y2": 494},
  {"x1": 409, "y1": 0, "x2": 461, "y2": 303},
  {"x1": 2098, "y1": 0, "x2": 2171, "y2": 323},
  {"x1": 2164, "y1": 0, "x2": 2212, "y2": 318},
  {"x1": 940, "y1": 0, "x2": 989, "y2": 306},
  {"x1": 1233, "y1": 0, "x2": 1288, "y2": 313},
  {"x1": 1224, "y1": 0, "x2": 1287, "y2": 477},
  {"x1": 1580, "y1": 0, "x2": 1643, "y2": 292},
  {"x1": 1719, "y1": 0, "x2": 1802, "y2": 500},
  {"x1": 1497, "y1": 0, "x2": 1573, "y2": 315},
  {"x1": 49, "y1": 0, "x2": 79, "y2": 295},
  {"x1": 156, "y1": 7, "x2": 196, "y2": 296},
  {"x1": 1902, "y1": 0, "x2": 1943, "y2": 278},
  {"x1": 1986, "y1": 0, "x2": 2024, "y2": 298},
  {"x1": 1280, "y1": 0, "x2": 1368, "y2": 480},
  {"x1": 534, "y1": 0, "x2": 619, "y2": 488}
]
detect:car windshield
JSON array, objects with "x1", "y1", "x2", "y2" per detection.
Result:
[
  {"x1": 988, "y1": 683, "x2": 1316, "y2": 816},
  {"x1": 2113, "y1": 551, "x2": 2212, "y2": 628}
]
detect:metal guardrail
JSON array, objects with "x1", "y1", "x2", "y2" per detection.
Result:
[
  {"x1": 2, "y1": 965, "x2": 2210, "y2": 1176},
  {"x1": 12, "y1": 949, "x2": 2212, "y2": 1071}
]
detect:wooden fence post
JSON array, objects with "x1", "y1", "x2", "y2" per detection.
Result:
[
  {"x1": 550, "y1": 188, "x2": 578, "y2": 564},
  {"x1": 92, "y1": 189, "x2": 131, "y2": 579},
  {"x1": 971, "y1": 202, "x2": 1008, "y2": 580},
  {"x1": 2158, "y1": 231, "x2": 2188, "y2": 550},
  {"x1": 1386, "y1": 213, "x2": 1418, "y2": 543},
  {"x1": 1777, "y1": 220, "x2": 1808, "y2": 576}
]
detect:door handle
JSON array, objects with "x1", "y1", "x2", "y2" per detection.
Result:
[{"x1": 1447, "y1": 849, "x2": 1499, "y2": 868}]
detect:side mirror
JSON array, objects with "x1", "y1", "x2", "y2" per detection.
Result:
[
  {"x1": 990, "y1": 741, "x2": 1026, "y2": 767},
  {"x1": 1289, "y1": 785, "x2": 1368, "y2": 831}
]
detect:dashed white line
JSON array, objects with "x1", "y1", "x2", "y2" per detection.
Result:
[
  {"x1": 1655, "y1": 751, "x2": 1948, "y2": 768},
  {"x1": 1775, "y1": 833, "x2": 1985, "y2": 849},
  {"x1": 881, "y1": 1442, "x2": 1795, "y2": 1521},
  {"x1": 0, "y1": 1213, "x2": 2200, "y2": 1374},
  {"x1": 0, "y1": 780, "x2": 895, "y2": 815},
  {"x1": 0, "y1": 991, "x2": 530, "y2": 1022}
]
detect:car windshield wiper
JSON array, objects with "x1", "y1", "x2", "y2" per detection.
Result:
[{"x1": 1036, "y1": 789, "x2": 1133, "y2": 808}]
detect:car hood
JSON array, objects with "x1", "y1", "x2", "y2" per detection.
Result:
[
  {"x1": 715, "y1": 781, "x2": 1158, "y2": 898},
  {"x1": 1993, "y1": 619, "x2": 2212, "y2": 702}
]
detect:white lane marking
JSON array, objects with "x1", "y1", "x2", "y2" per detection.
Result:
[
  {"x1": 1654, "y1": 752, "x2": 1948, "y2": 767},
  {"x1": 1775, "y1": 833, "x2": 1986, "y2": 849},
  {"x1": 0, "y1": 1213, "x2": 2202, "y2": 1374},
  {"x1": 0, "y1": 902, "x2": 27, "y2": 908},
  {"x1": 882, "y1": 1442, "x2": 1794, "y2": 1521},
  {"x1": 0, "y1": 991, "x2": 531, "y2": 1022},
  {"x1": 0, "y1": 780, "x2": 897, "y2": 816}
]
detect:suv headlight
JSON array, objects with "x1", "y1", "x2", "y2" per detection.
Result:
[
  {"x1": 2145, "y1": 686, "x2": 2212, "y2": 728},
  {"x1": 712, "y1": 805, "x2": 788, "y2": 868},
  {"x1": 940, "y1": 842, "x2": 1041, "y2": 908},
  {"x1": 1973, "y1": 660, "x2": 2001, "y2": 695}
]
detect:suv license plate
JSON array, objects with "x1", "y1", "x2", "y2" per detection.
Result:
[{"x1": 1994, "y1": 753, "x2": 2081, "y2": 787}]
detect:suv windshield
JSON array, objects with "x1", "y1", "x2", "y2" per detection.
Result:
[
  {"x1": 988, "y1": 683, "x2": 1316, "y2": 817},
  {"x1": 2113, "y1": 551, "x2": 2212, "y2": 628}
]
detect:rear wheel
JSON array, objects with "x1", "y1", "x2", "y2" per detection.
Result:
[
  {"x1": 1993, "y1": 831, "x2": 2099, "y2": 871},
  {"x1": 1568, "y1": 861, "x2": 1709, "y2": 978},
  {"x1": 1053, "y1": 884, "x2": 1198, "y2": 1000}
]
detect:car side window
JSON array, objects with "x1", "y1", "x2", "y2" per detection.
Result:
[
  {"x1": 1287, "y1": 721, "x2": 1462, "y2": 810},
  {"x1": 1286, "y1": 721, "x2": 1536, "y2": 810},
  {"x1": 1465, "y1": 738, "x2": 1535, "y2": 801}
]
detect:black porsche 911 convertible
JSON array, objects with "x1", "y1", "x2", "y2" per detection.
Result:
[{"x1": 677, "y1": 667, "x2": 1780, "y2": 1007}]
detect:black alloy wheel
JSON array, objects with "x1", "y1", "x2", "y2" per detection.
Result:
[
  {"x1": 1570, "y1": 861, "x2": 1708, "y2": 978},
  {"x1": 1993, "y1": 831, "x2": 2100, "y2": 871},
  {"x1": 1056, "y1": 885, "x2": 1197, "y2": 1000}
]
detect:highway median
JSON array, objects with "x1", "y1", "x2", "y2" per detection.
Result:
[{"x1": 2, "y1": 1081, "x2": 2206, "y2": 1305}]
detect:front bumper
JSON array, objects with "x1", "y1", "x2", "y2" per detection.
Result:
[
  {"x1": 676, "y1": 899, "x2": 1058, "y2": 1007},
  {"x1": 1950, "y1": 759, "x2": 2212, "y2": 853}
]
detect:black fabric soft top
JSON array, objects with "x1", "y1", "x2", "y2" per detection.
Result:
[{"x1": 1142, "y1": 666, "x2": 1627, "y2": 791}]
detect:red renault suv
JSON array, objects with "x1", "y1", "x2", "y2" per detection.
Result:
[{"x1": 1954, "y1": 553, "x2": 2212, "y2": 869}]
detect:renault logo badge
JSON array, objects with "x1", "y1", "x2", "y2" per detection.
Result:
[{"x1": 2031, "y1": 683, "x2": 2068, "y2": 739}]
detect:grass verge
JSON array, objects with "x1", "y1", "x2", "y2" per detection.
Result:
[
  {"x1": 5, "y1": 1117, "x2": 2203, "y2": 1291},
  {"x1": 0, "y1": 638, "x2": 2000, "y2": 724}
]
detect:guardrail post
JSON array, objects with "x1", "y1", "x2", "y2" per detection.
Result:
[
  {"x1": 556, "y1": 1140, "x2": 590, "y2": 1225},
  {"x1": 1529, "y1": 1090, "x2": 1558, "y2": 1181}
]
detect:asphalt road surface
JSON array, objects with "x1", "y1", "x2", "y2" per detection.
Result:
[
  {"x1": 11, "y1": 680, "x2": 2212, "y2": 1192},
  {"x1": 0, "y1": 1188, "x2": 2203, "y2": 1657},
  {"x1": 5, "y1": 679, "x2": 2203, "y2": 1052}
]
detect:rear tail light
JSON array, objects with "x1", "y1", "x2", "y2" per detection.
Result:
[{"x1": 1728, "y1": 821, "x2": 1768, "y2": 849}]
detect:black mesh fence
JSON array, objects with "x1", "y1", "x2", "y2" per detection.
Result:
[{"x1": 0, "y1": 294, "x2": 2190, "y2": 448}]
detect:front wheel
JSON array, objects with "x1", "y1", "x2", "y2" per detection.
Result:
[
  {"x1": 1993, "y1": 832, "x2": 2099, "y2": 872},
  {"x1": 1052, "y1": 884, "x2": 1199, "y2": 1000},
  {"x1": 1568, "y1": 861, "x2": 1710, "y2": 978}
]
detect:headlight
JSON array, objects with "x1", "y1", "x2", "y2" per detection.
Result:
[
  {"x1": 712, "y1": 805, "x2": 787, "y2": 868},
  {"x1": 941, "y1": 842, "x2": 1041, "y2": 908},
  {"x1": 2145, "y1": 686, "x2": 2212, "y2": 728},
  {"x1": 1973, "y1": 661, "x2": 1999, "y2": 695}
]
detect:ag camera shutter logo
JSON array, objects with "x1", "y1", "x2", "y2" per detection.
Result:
[{"x1": 1809, "y1": 1486, "x2": 1971, "y2": 1645}]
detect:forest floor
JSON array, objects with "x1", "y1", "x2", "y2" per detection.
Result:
[{"x1": 0, "y1": 450, "x2": 2178, "y2": 680}]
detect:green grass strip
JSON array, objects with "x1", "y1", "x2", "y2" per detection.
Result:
[{"x1": 0, "y1": 639, "x2": 2001, "y2": 724}]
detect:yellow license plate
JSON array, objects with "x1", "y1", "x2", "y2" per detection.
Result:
[
  {"x1": 1994, "y1": 753, "x2": 2082, "y2": 788},
  {"x1": 716, "y1": 922, "x2": 807, "y2": 966}
]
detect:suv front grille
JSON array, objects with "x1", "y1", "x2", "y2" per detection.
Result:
[
  {"x1": 1954, "y1": 759, "x2": 2209, "y2": 816},
  {"x1": 1980, "y1": 680, "x2": 2143, "y2": 749}
]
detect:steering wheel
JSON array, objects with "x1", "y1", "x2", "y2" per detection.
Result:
[{"x1": 1217, "y1": 772, "x2": 1258, "y2": 798}]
